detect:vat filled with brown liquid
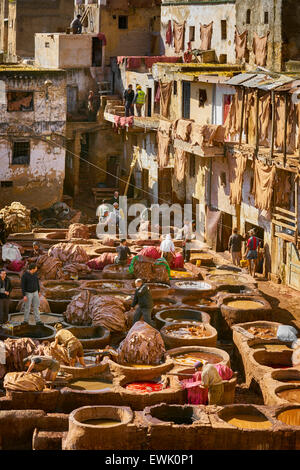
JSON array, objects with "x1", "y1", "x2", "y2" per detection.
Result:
[
  {"x1": 173, "y1": 351, "x2": 223, "y2": 366},
  {"x1": 276, "y1": 388, "x2": 300, "y2": 404},
  {"x1": 68, "y1": 377, "x2": 113, "y2": 391}
]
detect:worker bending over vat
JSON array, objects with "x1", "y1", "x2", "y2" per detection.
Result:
[
  {"x1": 23, "y1": 355, "x2": 60, "y2": 382},
  {"x1": 53, "y1": 323, "x2": 86, "y2": 367}
]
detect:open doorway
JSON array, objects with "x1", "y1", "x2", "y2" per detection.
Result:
[
  {"x1": 216, "y1": 212, "x2": 232, "y2": 252},
  {"x1": 92, "y1": 37, "x2": 102, "y2": 67}
]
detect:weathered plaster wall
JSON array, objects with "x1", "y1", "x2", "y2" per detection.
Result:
[
  {"x1": 0, "y1": 71, "x2": 66, "y2": 209},
  {"x1": 0, "y1": 138, "x2": 65, "y2": 208},
  {"x1": 190, "y1": 81, "x2": 213, "y2": 124},
  {"x1": 35, "y1": 34, "x2": 93, "y2": 69},
  {"x1": 6, "y1": 0, "x2": 74, "y2": 59},
  {"x1": 185, "y1": 155, "x2": 207, "y2": 238},
  {"x1": 136, "y1": 132, "x2": 159, "y2": 203},
  {"x1": 235, "y1": 0, "x2": 282, "y2": 72},
  {"x1": 100, "y1": 7, "x2": 161, "y2": 64},
  {"x1": 161, "y1": 2, "x2": 236, "y2": 63}
]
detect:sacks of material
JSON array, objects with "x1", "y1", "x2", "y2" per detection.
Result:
[
  {"x1": 17, "y1": 294, "x2": 51, "y2": 313},
  {"x1": 1, "y1": 243, "x2": 22, "y2": 262},
  {"x1": 87, "y1": 253, "x2": 116, "y2": 270},
  {"x1": 0, "y1": 202, "x2": 32, "y2": 234},
  {"x1": 67, "y1": 224, "x2": 90, "y2": 240},
  {"x1": 117, "y1": 321, "x2": 166, "y2": 365},
  {"x1": 64, "y1": 290, "x2": 92, "y2": 326},
  {"x1": 64, "y1": 291, "x2": 128, "y2": 332},
  {"x1": 89, "y1": 295, "x2": 127, "y2": 332},
  {"x1": 48, "y1": 243, "x2": 89, "y2": 264},
  {"x1": 133, "y1": 258, "x2": 169, "y2": 282},
  {"x1": 0, "y1": 337, "x2": 39, "y2": 379},
  {"x1": 4, "y1": 372, "x2": 45, "y2": 392},
  {"x1": 36, "y1": 255, "x2": 66, "y2": 280}
]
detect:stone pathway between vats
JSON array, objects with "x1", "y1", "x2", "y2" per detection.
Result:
[{"x1": 202, "y1": 246, "x2": 300, "y2": 405}]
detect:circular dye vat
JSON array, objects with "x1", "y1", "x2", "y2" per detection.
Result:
[
  {"x1": 82, "y1": 419, "x2": 120, "y2": 427},
  {"x1": 5, "y1": 324, "x2": 55, "y2": 341},
  {"x1": 9, "y1": 312, "x2": 64, "y2": 325},
  {"x1": 173, "y1": 351, "x2": 222, "y2": 366},
  {"x1": 84, "y1": 281, "x2": 128, "y2": 290},
  {"x1": 148, "y1": 404, "x2": 196, "y2": 425},
  {"x1": 226, "y1": 414, "x2": 272, "y2": 430},
  {"x1": 125, "y1": 381, "x2": 165, "y2": 393},
  {"x1": 276, "y1": 388, "x2": 300, "y2": 404},
  {"x1": 155, "y1": 308, "x2": 210, "y2": 329},
  {"x1": 209, "y1": 269, "x2": 239, "y2": 276},
  {"x1": 123, "y1": 364, "x2": 157, "y2": 369},
  {"x1": 68, "y1": 378, "x2": 113, "y2": 391},
  {"x1": 207, "y1": 274, "x2": 247, "y2": 285},
  {"x1": 247, "y1": 326, "x2": 277, "y2": 339},
  {"x1": 226, "y1": 300, "x2": 263, "y2": 310},
  {"x1": 277, "y1": 408, "x2": 300, "y2": 426}
]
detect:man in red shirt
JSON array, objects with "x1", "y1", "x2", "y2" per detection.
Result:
[{"x1": 245, "y1": 229, "x2": 259, "y2": 277}]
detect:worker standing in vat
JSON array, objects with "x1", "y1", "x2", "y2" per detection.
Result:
[
  {"x1": 23, "y1": 355, "x2": 60, "y2": 382},
  {"x1": 123, "y1": 84, "x2": 135, "y2": 117},
  {"x1": 0, "y1": 270, "x2": 12, "y2": 324},
  {"x1": 228, "y1": 227, "x2": 245, "y2": 267},
  {"x1": 21, "y1": 263, "x2": 43, "y2": 326},
  {"x1": 132, "y1": 279, "x2": 155, "y2": 327},
  {"x1": 195, "y1": 360, "x2": 224, "y2": 405},
  {"x1": 134, "y1": 85, "x2": 145, "y2": 117},
  {"x1": 53, "y1": 323, "x2": 86, "y2": 368},
  {"x1": 115, "y1": 239, "x2": 131, "y2": 266},
  {"x1": 159, "y1": 234, "x2": 176, "y2": 267},
  {"x1": 71, "y1": 14, "x2": 82, "y2": 34}
]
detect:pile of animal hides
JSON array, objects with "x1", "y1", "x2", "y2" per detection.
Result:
[
  {"x1": 117, "y1": 321, "x2": 166, "y2": 365},
  {"x1": 130, "y1": 256, "x2": 169, "y2": 282},
  {"x1": 17, "y1": 295, "x2": 51, "y2": 313},
  {"x1": 37, "y1": 243, "x2": 91, "y2": 280},
  {"x1": 0, "y1": 338, "x2": 38, "y2": 379},
  {"x1": 4, "y1": 372, "x2": 45, "y2": 392},
  {"x1": 87, "y1": 252, "x2": 116, "y2": 270},
  {"x1": 66, "y1": 223, "x2": 90, "y2": 240},
  {"x1": 64, "y1": 290, "x2": 128, "y2": 332},
  {"x1": 0, "y1": 202, "x2": 32, "y2": 234}
]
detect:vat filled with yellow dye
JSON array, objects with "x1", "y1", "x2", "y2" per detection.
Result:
[
  {"x1": 82, "y1": 419, "x2": 120, "y2": 427},
  {"x1": 277, "y1": 408, "x2": 300, "y2": 426},
  {"x1": 226, "y1": 414, "x2": 272, "y2": 430},
  {"x1": 227, "y1": 300, "x2": 263, "y2": 310}
]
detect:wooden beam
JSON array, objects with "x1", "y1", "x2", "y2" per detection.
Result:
[
  {"x1": 239, "y1": 87, "x2": 246, "y2": 148},
  {"x1": 272, "y1": 213, "x2": 296, "y2": 224},
  {"x1": 270, "y1": 90, "x2": 275, "y2": 160},
  {"x1": 274, "y1": 206, "x2": 296, "y2": 217},
  {"x1": 272, "y1": 219, "x2": 296, "y2": 231},
  {"x1": 283, "y1": 93, "x2": 289, "y2": 167}
]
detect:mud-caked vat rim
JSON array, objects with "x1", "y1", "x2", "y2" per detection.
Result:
[
  {"x1": 4, "y1": 323, "x2": 56, "y2": 341},
  {"x1": 217, "y1": 404, "x2": 275, "y2": 430},
  {"x1": 165, "y1": 345, "x2": 230, "y2": 367},
  {"x1": 69, "y1": 405, "x2": 133, "y2": 429}
]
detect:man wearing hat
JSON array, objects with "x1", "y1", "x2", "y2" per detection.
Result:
[
  {"x1": 133, "y1": 85, "x2": 146, "y2": 117},
  {"x1": 53, "y1": 323, "x2": 86, "y2": 367}
]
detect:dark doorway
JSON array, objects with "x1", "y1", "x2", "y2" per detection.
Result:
[
  {"x1": 92, "y1": 37, "x2": 102, "y2": 67},
  {"x1": 154, "y1": 81, "x2": 160, "y2": 114},
  {"x1": 158, "y1": 168, "x2": 173, "y2": 205},
  {"x1": 216, "y1": 212, "x2": 232, "y2": 252},
  {"x1": 146, "y1": 88, "x2": 152, "y2": 117},
  {"x1": 182, "y1": 81, "x2": 191, "y2": 119},
  {"x1": 106, "y1": 156, "x2": 120, "y2": 188}
]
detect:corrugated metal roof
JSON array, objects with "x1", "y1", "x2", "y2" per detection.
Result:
[
  {"x1": 226, "y1": 73, "x2": 258, "y2": 86},
  {"x1": 226, "y1": 72, "x2": 294, "y2": 91}
]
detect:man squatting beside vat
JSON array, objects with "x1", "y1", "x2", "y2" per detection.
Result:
[{"x1": 53, "y1": 323, "x2": 86, "y2": 367}]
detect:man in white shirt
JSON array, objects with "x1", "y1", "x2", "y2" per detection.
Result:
[
  {"x1": 195, "y1": 360, "x2": 224, "y2": 405},
  {"x1": 159, "y1": 234, "x2": 175, "y2": 266}
]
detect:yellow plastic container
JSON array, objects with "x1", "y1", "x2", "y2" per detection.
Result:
[
  {"x1": 196, "y1": 260, "x2": 202, "y2": 267},
  {"x1": 240, "y1": 259, "x2": 248, "y2": 268}
]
